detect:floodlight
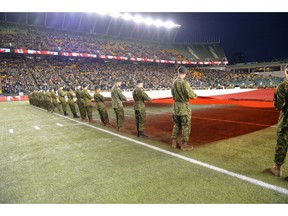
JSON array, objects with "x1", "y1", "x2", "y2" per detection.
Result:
[
  {"x1": 110, "y1": 12, "x2": 121, "y2": 18},
  {"x1": 144, "y1": 17, "x2": 153, "y2": 26},
  {"x1": 164, "y1": 21, "x2": 174, "y2": 29},
  {"x1": 154, "y1": 19, "x2": 163, "y2": 27},
  {"x1": 96, "y1": 12, "x2": 108, "y2": 16},
  {"x1": 123, "y1": 13, "x2": 132, "y2": 20},
  {"x1": 134, "y1": 15, "x2": 143, "y2": 23}
]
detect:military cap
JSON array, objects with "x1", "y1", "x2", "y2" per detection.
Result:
[
  {"x1": 137, "y1": 80, "x2": 143, "y2": 84},
  {"x1": 95, "y1": 85, "x2": 100, "y2": 90},
  {"x1": 178, "y1": 66, "x2": 187, "y2": 74}
]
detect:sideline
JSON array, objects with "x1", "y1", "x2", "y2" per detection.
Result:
[{"x1": 33, "y1": 105, "x2": 288, "y2": 196}]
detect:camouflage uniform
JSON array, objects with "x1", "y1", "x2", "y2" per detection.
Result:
[
  {"x1": 132, "y1": 86, "x2": 152, "y2": 136},
  {"x1": 67, "y1": 89, "x2": 79, "y2": 117},
  {"x1": 51, "y1": 90, "x2": 61, "y2": 112},
  {"x1": 111, "y1": 85, "x2": 127, "y2": 129},
  {"x1": 94, "y1": 91, "x2": 109, "y2": 125},
  {"x1": 58, "y1": 87, "x2": 68, "y2": 115},
  {"x1": 273, "y1": 80, "x2": 288, "y2": 166},
  {"x1": 75, "y1": 87, "x2": 87, "y2": 120},
  {"x1": 82, "y1": 88, "x2": 93, "y2": 121},
  {"x1": 45, "y1": 90, "x2": 53, "y2": 112},
  {"x1": 171, "y1": 76, "x2": 197, "y2": 147}
]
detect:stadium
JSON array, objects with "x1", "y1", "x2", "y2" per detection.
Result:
[{"x1": 0, "y1": 12, "x2": 288, "y2": 206}]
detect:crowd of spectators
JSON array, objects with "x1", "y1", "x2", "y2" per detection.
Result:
[
  {"x1": 0, "y1": 24, "x2": 188, "y2": 61},
  {"x1": 0, "y1": 56, "x2": 283, "y2": 95}
]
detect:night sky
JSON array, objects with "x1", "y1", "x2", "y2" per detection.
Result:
[{"x1": 140, "y1": 12, "x2": 288, "y2": 63}]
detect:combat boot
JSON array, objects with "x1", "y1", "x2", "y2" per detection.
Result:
[
  {"x1": 181, "y1": 142, "x2": 193, "y2": 151},
  {"x1": 64, "y1": 111, "x2": 69, "y2": 116},
  {"x1": 266, "y1": 165, "x2": 282, "y2": 177},
  {"x1": 89, "y1": 119, "x2": 97, "y2": 123},
  {"x1": 138, "y1": 131, "x2": 148, "y2": 139},
  {"x1": 73, "y1": 114, "x2": 80, "y2": 118},
  {"x1": 171, "y1": 139, "x2": 178, "y2": 148}
]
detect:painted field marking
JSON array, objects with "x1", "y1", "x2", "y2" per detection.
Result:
[
  {"x1": 34, "y1": 126, "x2": 40, "y2": 130},
  {"x1": 50, "y1": 111, "x2": 288, "y2": 196},
  {"x1": 56, "y1": 123, "x2": 64, "y2": 127},
  {"x1": 8, "y1": 129, "x2": 14, "y2": 134},
  {"x1": 192, "y1": 116, "x2": 276, "y2": 127}
]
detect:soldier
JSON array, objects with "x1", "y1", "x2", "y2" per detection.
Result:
[
  {"x1": 132, "y1": 80, "x2": 152, "y2": 138},
  {"x1": 58, "y1": 85, "x2": 69, "y2": 116},
  {"x1": 94, "y1": 85, "x2": 109, "y2": 126},
  {"x1": 51, "y1": 88, "x2": 61, "y2": 112},
  {"x1": 266, "y1": 64, "x2": 288, "y2": 180},
  {"x1": 45, "y1": 89, "x2": 53, "y2": 112},
  {"x1": 171, "y1": 66, "x2": 197, "y2": 151},
  {"x1": 75, "y1": 84, "x2": 87, "y2": 121},
  {"x1": 111, "y1": 79, "x2": 127, "y2": 131},
  {"x1": 67, "y1": 87, "x2": 80, "y2": 118},
  {"x1": 82, "y1": 84, "x2": 96, "y2": 123}
]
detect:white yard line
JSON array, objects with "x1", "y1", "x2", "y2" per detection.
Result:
[{"x1": 34, "y1": 126, "x2": 40, "y2": 130}]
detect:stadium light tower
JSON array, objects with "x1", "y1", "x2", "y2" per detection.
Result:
[{"x1": 93, "y1": 12, "x2": 181, "y2": 42}]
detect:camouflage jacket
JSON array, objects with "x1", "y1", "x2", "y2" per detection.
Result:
[
  {"x1": 133, "y1": 86, "x2": 152, "y2": 110},
  {"x1": 274, "y1": 80, "x2": 288, "y2": 130},
  {"x1": 94, "y1": 92, "x2": 106, "y2": 109},
  {"x1": 171, "y1": 77, "x2": 197, "y2": 116},
  {"x1": 111, "y1": 85, "x2": 127, "y2": 108},
  {"x1": 67, "y1": 90, "x2": 75, "y2": 103},
  {"x1": 58, "y1": 88, "x2": 66, "y2": 98},
  {"x1": 82, "y1": 89, "x2": 92, "y2": 107}
]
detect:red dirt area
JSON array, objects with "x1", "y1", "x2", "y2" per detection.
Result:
[{"x1": 118, "y1": 97, "x2": 279, "y2": 147}]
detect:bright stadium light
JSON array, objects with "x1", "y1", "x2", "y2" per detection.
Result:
[
  {"x1": 144, "y1": 17, "x2": 154, "y2": 26},
  {"x1": 133, "y1": 15, "x2": 144, "y2": 23},
  {"x1": 122, "y1": 13, "x2": 132, "y2": 21},
  {"x1": 110, "y1": 12, "x2": 121, "y2": 18},
  {"x1": 95, "y1": 12, "x2": 181, "y2": 29},
  {"x1": 154, "y1": 19, "x2": 164, "y2": 27},
  {"x1": 96, "y1": 11, "x2": 108, "y2": 16}
]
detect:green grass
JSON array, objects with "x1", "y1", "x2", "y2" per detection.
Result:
[{"x1": 0, "y1": 101, "x2": 287, "y2": 203}]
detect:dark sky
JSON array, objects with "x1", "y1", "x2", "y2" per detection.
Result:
[{"x1": 141, "y1": 12, "x2": 288, "y2": 62}]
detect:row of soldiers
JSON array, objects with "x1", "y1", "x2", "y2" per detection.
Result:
[
  {"x1": 28, "y1": 80, "x2": 152, "y2": 138},
  {"x1": 28, "y1": 66, "x2": 199, "y2": 150},
  {"x1": 28, "y1": 84, "x2": 108, "y2": 124}
]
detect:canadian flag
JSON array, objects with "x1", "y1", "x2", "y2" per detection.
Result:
[{"x1": 0, "y1": 48, "x2": 10, "y2": 53}]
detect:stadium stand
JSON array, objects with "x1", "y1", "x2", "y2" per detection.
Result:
[{"x1": 0, "y1": 22, "x2": 284, "y2": 95}]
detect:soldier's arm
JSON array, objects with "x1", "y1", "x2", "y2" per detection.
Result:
[
  {"x1": 85, "y1": 90, "x2": 92, "y2": 100},
  {"x1": 184, "y1": 82, "x2": 197, "y2": 99},
  {"x1": 118, "y1": 89, "x2": 127, "y2": 101},
  {"x1": 142, "y1": 90, "x2": 152, "y2": 102},
  {"x1": 274, "y1": 83, "x2": 286, "y2": 110}
]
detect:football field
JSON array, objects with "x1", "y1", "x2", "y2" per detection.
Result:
[{"x1": 0, "y1": 101, "x2": 287, "y2": 204}]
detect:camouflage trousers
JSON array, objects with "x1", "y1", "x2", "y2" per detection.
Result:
[
  {"x1": 135, "y1": 109, "x2": 146, "y2": 132},
  {"x1": 68, "y1": 100, "x2": 77, "y2": 115},
  {"x1": 97, "y1": 107, "x2": 109, "y2": 125},
  {"x1": 52, "y1": 98, "x2": 61, "y2": 111},
  {"x1": 59, "y1": 97, "x2": 67, "y2": 112},
  {"x1": 85, "y1": 105, "x2": 93, "y2": 120},
  {"x1": 77, "y1": 100, "x2": 87, "y2": 119},
  {"x1": 113, "y1": 107, "x2": 125, "y2": 128},
  {"x1": 171, "y1": 114, "x2": 191, "y2": 143},
  {"x1": 274, "y1": 130, "x2": 288, "y2": 166}
]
